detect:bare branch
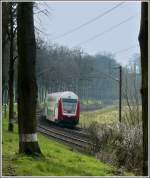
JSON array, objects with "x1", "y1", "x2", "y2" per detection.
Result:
[
  {"x1": 34, "y1": 9, "x2": 49, "y2": 16},
  {"x1": 34, "y1": 26, "x2": 51, "y2": 36}
]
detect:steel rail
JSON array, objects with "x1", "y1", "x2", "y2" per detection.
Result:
[{"x1": 38, "y1": 125, "x2": 92, "y2": 149}]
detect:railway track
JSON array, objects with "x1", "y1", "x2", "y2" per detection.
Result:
[
  {"x1": 38, "y1": 125, "x2": 92, "y2": 150},
  {"x1": 36, "y1": 107, "x2": 93, "y2": 151},
  {"x1": 39, "y1": 117, "x2": 89, "y2": 137}
]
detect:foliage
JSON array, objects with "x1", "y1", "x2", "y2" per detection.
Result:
[{"x1": 87, "y1": 121, "x2": 143, "y2": 175}]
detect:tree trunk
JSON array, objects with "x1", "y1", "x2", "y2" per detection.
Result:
[
  {"x1": 138, "y1": 2, "x2": 148, "y2": 176},
  {"x1": 8, "y1": 3, "x2": 14, "y2": 132},
  {"x1": 17, "y1": 2, "x2": 42, "y2": 155},
  {"x1": 2, "y1": 3, "x2": 9, "y2": 101},
  {"x1": 2, "y1": 2, "x2": 9, "y2": 60}
]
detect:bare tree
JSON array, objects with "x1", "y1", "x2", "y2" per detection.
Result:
[
  {"x1": 138, "y1": 2, "x2": 148, "y2": 176},
  {"x1": 17, "y1": 2, "x2": 42, "y2": 155}
]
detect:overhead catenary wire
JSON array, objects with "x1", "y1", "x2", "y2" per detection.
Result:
[
  {"x1": 114, "y1": 44, "x2": 139, "y2": 55},
  {"x1": 76, "y1": 14, "x2": 137, "y2": 46},
  {"x1": 51, "y1": 2, "x2": 125, "y2": 40}
]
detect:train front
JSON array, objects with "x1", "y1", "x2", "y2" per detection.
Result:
[{"x1": 58, "y1": 92, "x2": 80, "y2": 126}]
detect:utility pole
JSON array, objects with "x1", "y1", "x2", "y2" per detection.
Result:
[
  {"x1": 112, "y1": 65, "x2": 122, "y2": 123},
  {"x1": 119, "y1": 66, "x2": 122, "y2": 122}
]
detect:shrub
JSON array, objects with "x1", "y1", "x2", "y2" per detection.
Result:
[{"x1": 87, "y1": 121, "x2": 143, "y2": 175}]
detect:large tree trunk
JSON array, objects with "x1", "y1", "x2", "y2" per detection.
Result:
[
  {"x1": 138, "y1": 2, "x2": 148, "y2": 176},
  {"x1": 17, "y1": 2, "x2": 42, "y2": 155},
  {"x1": 2, "y1": 3, "x2": 9, "y2": 105},
  {"x1": 2, "y1": 2, "x2": 9, "y2": 59},
  {"x1": 8, "y1": 3, "x2": 14, "y2": 131}
]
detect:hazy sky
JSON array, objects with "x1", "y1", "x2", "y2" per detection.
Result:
[{"x1": 35, "y1": 1, "x2": 141, "y2": 66}]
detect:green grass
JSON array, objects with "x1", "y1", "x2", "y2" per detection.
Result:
[
  {"x1": 79, "y1": 105, "x2": 119, "y2": 128},
  {"x1": 2, "y1": 114, "x2": 130, "y2": 176}
]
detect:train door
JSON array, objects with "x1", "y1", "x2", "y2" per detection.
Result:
[
  {"x1": 54, "y1": 102, "x2": 58, "y2": 120},
  {"x1": 46, "y1": 96, "x2": 54, "y2": 121}
]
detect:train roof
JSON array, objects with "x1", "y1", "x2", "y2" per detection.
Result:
[{"x1": 47, "y1": 91, "x2": 78, "y2": 100}]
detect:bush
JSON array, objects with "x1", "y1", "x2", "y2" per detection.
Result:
[
  {"x1": 87, "y1": 121, "x2": 143, "y2": 175},
  {"x1": 88, "y1": 122, "x2": 112, "y2": 152}
]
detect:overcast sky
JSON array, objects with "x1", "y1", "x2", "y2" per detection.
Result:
[{"x1": 35, "y1": 1, "x2": 141, "y2": 66}]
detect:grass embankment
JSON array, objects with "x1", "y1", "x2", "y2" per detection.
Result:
[
  {"x1": 79, "y1": 105, "x2": 118, "y2": 128},
  {"x1": 2, "y1": 115, "x2": 123, "y2": 176}
]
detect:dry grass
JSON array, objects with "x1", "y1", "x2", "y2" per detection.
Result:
[{"x1": 79, "y1": 106, "x2": 118, "y2": 128}]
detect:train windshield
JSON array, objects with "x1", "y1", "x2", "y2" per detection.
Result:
[{"x1": 62, "y1": 98, "x2": 77, "y2": 114}]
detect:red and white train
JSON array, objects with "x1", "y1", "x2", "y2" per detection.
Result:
[{"x1": 42, "y1": 91, "x2": 80, "y2": 126}]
